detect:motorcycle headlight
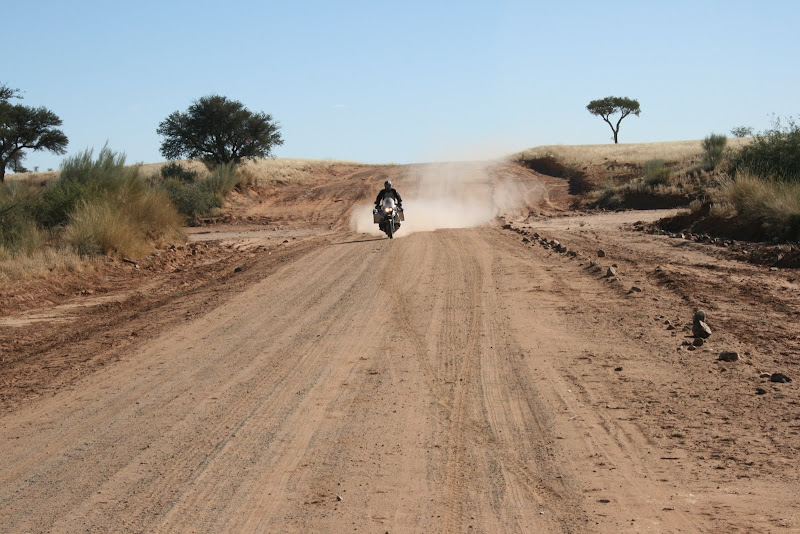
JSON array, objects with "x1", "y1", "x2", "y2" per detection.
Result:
[{"x1": 384, "y1": 207, "x2": 392, "y2": 213}]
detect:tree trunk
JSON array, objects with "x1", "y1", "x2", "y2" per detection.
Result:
[{"x1": 0, "y1": 167, "x2": 5, "y2": 183}]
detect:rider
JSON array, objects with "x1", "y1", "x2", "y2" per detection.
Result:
[{"x1": 375, "y1": 180, "x2": 403, "y2": 210}]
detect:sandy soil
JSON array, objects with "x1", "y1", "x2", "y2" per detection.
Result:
[{"x1": 0, "y1": 162, "x2": 798, "y2": 533}]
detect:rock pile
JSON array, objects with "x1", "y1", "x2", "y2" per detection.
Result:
[{"x1": 692, "y1": 309, "x2": 712, "y2": 339}]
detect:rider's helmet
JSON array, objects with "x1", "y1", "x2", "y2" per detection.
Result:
[{"x1": 384, "y1": 180, "x2": 392, "y2": 189}]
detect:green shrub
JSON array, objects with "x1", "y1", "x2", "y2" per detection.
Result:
[
  {"x1": 160, "y1": 162, "x2": 199, "y2": 183},
  {"x1": 592, "y1": 185, "x2": 624, "y2": 209},
  {"x1": 642, "y1": 159, "x2": 672, "y2": 186},
  {"x1": 35, "y1": 179, "x2": 91, "y2": 227},
  {"x1": 161, "y1": 179, "x2": 222, "y2": 218},
  {"x1": 730, "y1": 126, "x2": 753, "y2": 138},
  {"x1": 0, "y1": 182, "x2": 45, "y2": 252},
  {"x1": 158, "y1": 163, "x2": 238, "y2": 219},
  {"x1": 701, "y1": 133, "x2": 727, "y2": 171},
  {"x1": 3, "y1": 146, "x2": 184, "y2": 259},
  {"x1": 29, "y1": 146, "x2": 143, "y2": 228},
  {"x1": 731, "y1": 116, "x2": 800, "y2": 181}
]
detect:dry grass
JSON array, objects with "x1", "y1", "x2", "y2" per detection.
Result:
[
  {"x1": 236, "y1": 158, "x2": 370, "y2": 186},
  {"x1": 137, "y1": 158, "x2": 372, "y2": 187},
  {"x1": 714, "y1": 172, "x2": 800, "y2": 233},
  {"x1": 64, "y1": 200, "x2": 152, "y2": 258},
  {"x1": 0, "y1": 246, "x2": 94, "y2": 282},
  {"x1": 514, "y1": 138, "x2": 752, "y2": 166},
  {"x1": 3, "y1": 170, "x2": 60, "y2": 183}
]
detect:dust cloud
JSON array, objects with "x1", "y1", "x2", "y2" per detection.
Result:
[{"x1": 350, "y1": 162, "x2": 540, "y2": 237}]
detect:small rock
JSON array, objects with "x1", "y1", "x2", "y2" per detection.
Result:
[
  {"x1": 614, "y1": 367, "x2": 623, "y2": 372},
  {"x1": 336, "y1": 495, "x2": 343, "y2": 502},
  {"x1": 692, "y1": 338, "x2": 704, "y2": 347},
  {"x1": 630, "y1": 286, "x2": 642, "y2": 293},
  {"x1": 718, "y1": 351, "x2": 739, "y2": 362},
  {"x1": 759, "y1": 373, "x2": 772, "y2": 379},
  {"x1": 693, "y1": 320, "x2": 712, "y2": 339},
  {"x1": 694, "y1": 309, "x2": 706, "y2": 322},
  {"x1": 533, "y1": 232, "x2": 540, "y2": 238},
  {"x1": 770, "y1": 373, "x2": 792, "y2": 383},
  {"x1": 770, "y1": 267, "x2": 778, "y2": 272},
  {"x1": 522, "y1": 237, "x2": 529, "y2": 243},
  {"x1": 597, "y1": 249, "x2": 606, "y2": 258},
  {"x1": 234, "y1": 266, "x2": 244, "y2": 273},
  {"x1": 687, "y1": 345, "x2": 697, "y2": 351},
  {"x1": 755, "y1": 388, "x2": 767, "y2": 395},
  {"x1": 606, "y1": 266, "x2": 617, "y2": 277}
]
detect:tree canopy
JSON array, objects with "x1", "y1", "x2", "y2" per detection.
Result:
[
  {"x1": 157, "y1": 95, "x2": 284, "y2": 169},
  {"x1": 586, "y1": 96, "x2": 641, "y2": 144},
  {"x1": 0, "y1": 84, "x2": 69, "y2": 182}
]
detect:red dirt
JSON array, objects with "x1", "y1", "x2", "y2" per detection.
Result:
[{"x1": 0, "y1": 162, "x2": 798, "y2": 532}]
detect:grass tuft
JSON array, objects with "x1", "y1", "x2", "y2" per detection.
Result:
[
  {"x1": 714, "y1": 172, "x2": 800, "y2": 240},
  {"x1": 642, "y1": 159, "x2": 672, "y2": 187},
  {"x1": 64, "y1": 199, "x2": 151, "y2": 257},
  {"x1": 701, "y1": 133, "x2": 727, "y2": 171}
]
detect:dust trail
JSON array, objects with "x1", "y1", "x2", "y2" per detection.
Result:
[{"x1": 349, "y1": 162, "x2": 541, "y2": 237}]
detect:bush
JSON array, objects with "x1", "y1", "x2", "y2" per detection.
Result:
[
  {"x1": 730, "y1": 126, "x2": 753, "y2": 138},
  {"x1": 30, "y1": 146, "x2": 143, "y2": 228},
  {"x1": 158, "y1": 163, "x2": 239, "y2": 219},
  {"x1": 731, "y1": 116, "x2": 800, "y2": 181},
  {"x1": 161, "y1": 178, "x2": 222, "y2": 218},
  {"x1": 0, "y1": 182, "x2": 45, "y2": 252},
  {"x1": 643, "y1": 159, "x2": 672, "y2": 186},
  {"x1": 2, "y1": 146, "x2": 184, "y2": 261},
  {"x1": 64, "y1": 199, "x2": 150, "y2": 257},
  {"x1": 160, "y1": 161, "x2": 199, "y2": 182},
  {"x1": 701, "y1": 133, "x2": 727, "y2": 171}
]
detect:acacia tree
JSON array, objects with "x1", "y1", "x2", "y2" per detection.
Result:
[
  {"x1": 586, "y1": 96, "x2": 641, "y2": 144},
  {"x1": 0, "y1": 84, "x2": 69, "y2": 182},
  {"x1": 157, "y1": 95, "x2": 283, "y2": 169}
]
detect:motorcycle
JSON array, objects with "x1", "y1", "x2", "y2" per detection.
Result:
[{"x1": 373, "y1": 197, "x2": 403, "y2": 239}]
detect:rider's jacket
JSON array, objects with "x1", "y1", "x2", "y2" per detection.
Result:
[{"x1": 375, "y1": 188, "x2": 402, "y2": 206}]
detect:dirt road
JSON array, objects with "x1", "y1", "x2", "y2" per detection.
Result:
[{"x1": 1, "y1": 163, "x2": 798, "y2": 532}]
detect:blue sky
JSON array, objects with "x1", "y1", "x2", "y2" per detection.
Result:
[{"x1": 5, "y1": 0, "x2": 798, "y2": 170}]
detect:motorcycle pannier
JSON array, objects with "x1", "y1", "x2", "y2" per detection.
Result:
[{"x1": 373, "y1": 210, "x2": 382, "y2": 223}]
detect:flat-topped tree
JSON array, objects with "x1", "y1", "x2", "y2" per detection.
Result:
[
  {"x1": 157, "y1": 95, "x2": 283, "y2": 170},
  {"x1": 586, "y1": 96, "x2": 641, "y2": 144},
  {"x1": 0, "y1": 83, "x2": 69, "y2": 182}
]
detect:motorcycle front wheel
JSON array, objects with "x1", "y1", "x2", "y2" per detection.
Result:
[{"x1": 386, "y1": 222, "x2": 393, "y2": 239}]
